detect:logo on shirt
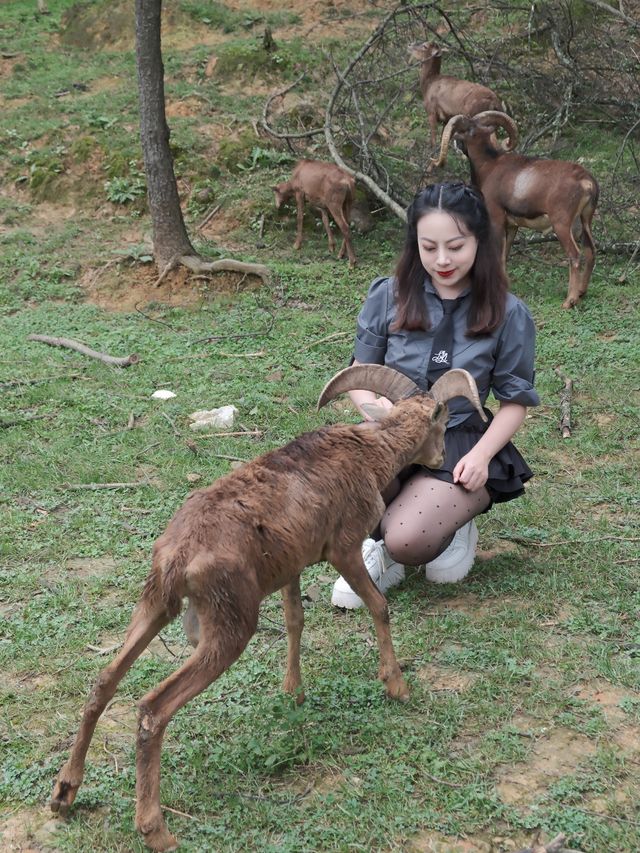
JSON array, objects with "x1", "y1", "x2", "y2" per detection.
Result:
[{"x1": 431, "y1": 350, "x2": 450, "y2": 365}]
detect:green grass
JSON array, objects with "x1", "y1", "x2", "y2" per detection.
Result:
[{"x1": 1, "y1": 2, "x2": 639, "y2": 852}]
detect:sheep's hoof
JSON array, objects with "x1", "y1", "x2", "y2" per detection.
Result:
[
  {"x1": 385, "y1": 676, "x2": 410, "y2": 703},
  {"x1": 138, "y1": 818, "x2": 179, "y2": 852},
  {"x1": 562, "y1": 295, "x2": 581, "y2": 309},
  {"x1": 50, "y1": 770, "x2": 81, "y2": 816}
]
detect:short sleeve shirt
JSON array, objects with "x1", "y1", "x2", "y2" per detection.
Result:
[{"x1": 353, "y1": 276, "x2": 539, "y2": 427}]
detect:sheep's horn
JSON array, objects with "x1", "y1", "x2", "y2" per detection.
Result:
[
  {"x1": 317, "y1": 365, "x2": 419, "y2": 410},
  {"x1": 429, "y1": 369, "x2": 487, "y2": 421},
  {"x1": 432, "y1": 114, "x2": 466, "y2": 168},
  {"x1": 473, "y1": 110, "x2": 518, "y2": 150}
]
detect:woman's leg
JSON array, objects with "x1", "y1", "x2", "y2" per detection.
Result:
[{"x1": 381, "y1": 472, "x2": 490, "y2": 566}]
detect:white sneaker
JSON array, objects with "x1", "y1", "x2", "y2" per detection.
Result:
[
  {"x1": 331, "y1": 538, "x2": 406, "y2": 609},
  {"x1": 424, "y1": 520, "x2": 478, "y2": 584}
]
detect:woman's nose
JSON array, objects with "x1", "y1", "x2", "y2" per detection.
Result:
[{"x1": 436, "y1": 247, "x2": 450, "y2": 265}]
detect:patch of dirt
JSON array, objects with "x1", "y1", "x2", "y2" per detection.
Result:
[
  {"x1": 417, "y1": 662, "x2": 478, "y2": 693},
  {"x1": 475, "y1": 538, "x2": 520, "y2": 561},
  {"x1": 406, "y1": 828, "x2": 548, "y2": 853},
  {"x1": 571, "y1": 679, "x2": 637, "y2": 725},
  {"x1": 0, "y1": 671, "x2": 57, "y2": 693},
  {"x1": 82, "y1": 261, "x2": 264, "y2": 312},
  {"x1": 63, "y1": 555, "x2": 119, "y2": 578},
  {"x1": 0, "y1": 808, "x2": 62, "y2": 852},
  {"x1": 495, "y1": 726, "x2": 597, "y2": 805}
]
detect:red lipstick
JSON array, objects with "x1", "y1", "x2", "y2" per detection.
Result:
[{"x1": 437, "y1": 269, "x2": 455, "y2": 278}]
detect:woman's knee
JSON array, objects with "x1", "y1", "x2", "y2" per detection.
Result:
[{"x1": 383, "y1": 526, "x2": 427, "y2": 567}]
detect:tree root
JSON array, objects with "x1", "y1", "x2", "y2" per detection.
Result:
[{"x1": 178, "y1": 254, "x2": 271, "y2": 284}]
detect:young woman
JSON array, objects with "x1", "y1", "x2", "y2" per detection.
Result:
[{"x1": 332, "y1": 181, "x2": 539, "y2": 609}]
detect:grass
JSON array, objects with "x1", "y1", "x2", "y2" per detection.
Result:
[{"x1": 1, "y1": 2, "x2": 639, "y2": 852}]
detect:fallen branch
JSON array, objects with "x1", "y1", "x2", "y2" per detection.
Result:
[
  {"x1": 0, "y1": 415, "x2": 48, "y2": 429},
  {"x1": 27, "y1": 335, "x2": 139, "y2": 368},
  {"x1": 297, "y1": 330, "x2": 351, "y2": 351},
  {"x1": 500, "y1": 535, "x2": 640, "y2": 548},
  {"x1": 59, "y1": 481, "x2": 149, "y2": 491},
  {"x1": 194, "y1": 430, "x2": 263, "y2": 438},
  {"x1": 261, "y1": 73, "x2": 325, "y2": 142},
  {"x1": 554, "y1": 367, "x2": 574, "y2": 438},
  {"x1": 0, "y1": 373, "x2": 81, "y2": 389},
  {"x1": 196, "y1": 203, "x2": 221, "y2": 232}
]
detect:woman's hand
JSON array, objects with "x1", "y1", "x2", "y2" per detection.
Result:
[
  {"x1": 453, "y1": 402, "x2": 528, "y2": 491},
  {"x1": 453, "y1": 448, "x2": 490, "y2": 492}
]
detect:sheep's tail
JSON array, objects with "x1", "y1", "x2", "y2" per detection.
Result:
[{"x1": 143, "y1": 548, "x2": 185, "y2": 619}]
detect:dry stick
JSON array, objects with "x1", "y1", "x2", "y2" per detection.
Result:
[
  {"x1": 59, "y1": 481, "x2": 149, "y2": 491},
  {"x1": 27, "y1": 335, "x2": 139, "y2": 368},
  {"x1": 503, "y1": 535, "x2": 640, "y2": 548},
  {"x1": 218, "y1": 350, "x2": 265, "y2": 358},
  {"x1": 554, "y1": 367, "x2": 574, "y2": 438},
  {"x1": 0, "y1": 372, "x2": 81, "y2": 389},
  {"x1": 195, "y1": 430, "x2": 263, "y2": 438},
  {"x1": 196, "y1": 203, "x2": 221, "y2": 232},
  {"x1": 297, "y1": 331, "x2": 351, "y2": 351},
  {"x1": 212, "y1": 453, "x2": 248, "y2": 462},
  {"x1": 1, "y1": 415, "x2": 48, "y2": 428}
]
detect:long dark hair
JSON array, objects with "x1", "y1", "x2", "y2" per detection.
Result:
[{"x1": 392, "y1": 182, "x2": 508, "y2": 335}]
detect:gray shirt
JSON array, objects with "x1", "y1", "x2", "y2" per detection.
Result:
[{"x1": 353, "y1": 276, "x2": 540, "y2": 427}]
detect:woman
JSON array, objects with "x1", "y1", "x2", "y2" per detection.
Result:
[{"x1": 332, "y1": 182, "x2": 539, "y2": 609}]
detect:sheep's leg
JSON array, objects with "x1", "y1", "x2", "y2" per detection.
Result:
[
  {"x1": 553, "y1": 220, "x2": 583, "y2": 308},
  {"x1": 51, "y1": 599, "x2": 172, "y2": 817},
  {"x1": 328, "y1": 203, "x2": 356, "y2": 268},
  {"x1": 135, "y1": 599, "x2": 259, "y2": 852},
  {"x1": 578, "y1": 208, "x2": 596, "y2": 299},
  {"x1": 281, "y1": 576, "x2": 305, "y2": 704},
  {"x1": 293, "y1": 190, "x2": 305, "y2": 251},
  {"x1": 318, "y1": 208, "x2": 336, "y2": 254},
  {"x1": 504, "y1": 223, "x2": 518, "y2": 259},
  {"x1": 327, "y1": 547, "x2": 409, "y2": 702}
]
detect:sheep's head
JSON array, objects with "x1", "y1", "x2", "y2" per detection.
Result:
[
  {"x1": 317, "y1": 365, "x2": 486, "y2": 469},
  {"x1": 407, "y1": 41, "x2": 447, "y2": 63},
  {"x1": 433, "y1": 111, "x2": 518, "y2": 169},
  {"x1": 272, "y1": 182, "x2": 292, "y2": 209}
]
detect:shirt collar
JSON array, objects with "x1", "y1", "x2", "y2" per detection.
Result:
[{"x1": 423, "y1": 274, "x2": 471, "y2": 300}]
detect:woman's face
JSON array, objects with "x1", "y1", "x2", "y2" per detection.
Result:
[{"x1": 416, "y1": 210, "x2": 478, "y2": 298}]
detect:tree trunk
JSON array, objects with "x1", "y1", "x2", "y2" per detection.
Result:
[{"x1": 135, "y1": 0, "x2": 195, "y2": 269}]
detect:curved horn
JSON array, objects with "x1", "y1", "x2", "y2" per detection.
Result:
[
  {"x1": 473, "y1": 110, "x2": 518, "y2": 150},
  {"x1": 429, "y1": 369, "x2": 487, "y2": 421},
  {"x1": 432, "y1": 114, "x2": 466, "y2": 168},
  {"x1": 317, "y1": 365, "x2": 419, "y2": 410}
]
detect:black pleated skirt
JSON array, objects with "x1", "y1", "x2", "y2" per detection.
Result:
[{"x1": 420, "y1": 409, "x2": 533, "y2": 507}]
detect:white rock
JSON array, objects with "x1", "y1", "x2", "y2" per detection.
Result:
[
  {"x1": 151, "y1": 389, "x2": 177, "y2": 399},
  {"x1": 189, "y1": 405, "x2": 238, "y2": 431}
]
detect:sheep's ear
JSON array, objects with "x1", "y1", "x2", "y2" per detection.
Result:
[
  {"x1": 361, "y1": 402, "x2": 390, "y2": 422},
  {"x1": 431, "y1": 402, "x2": 447, "y2": 422}
]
